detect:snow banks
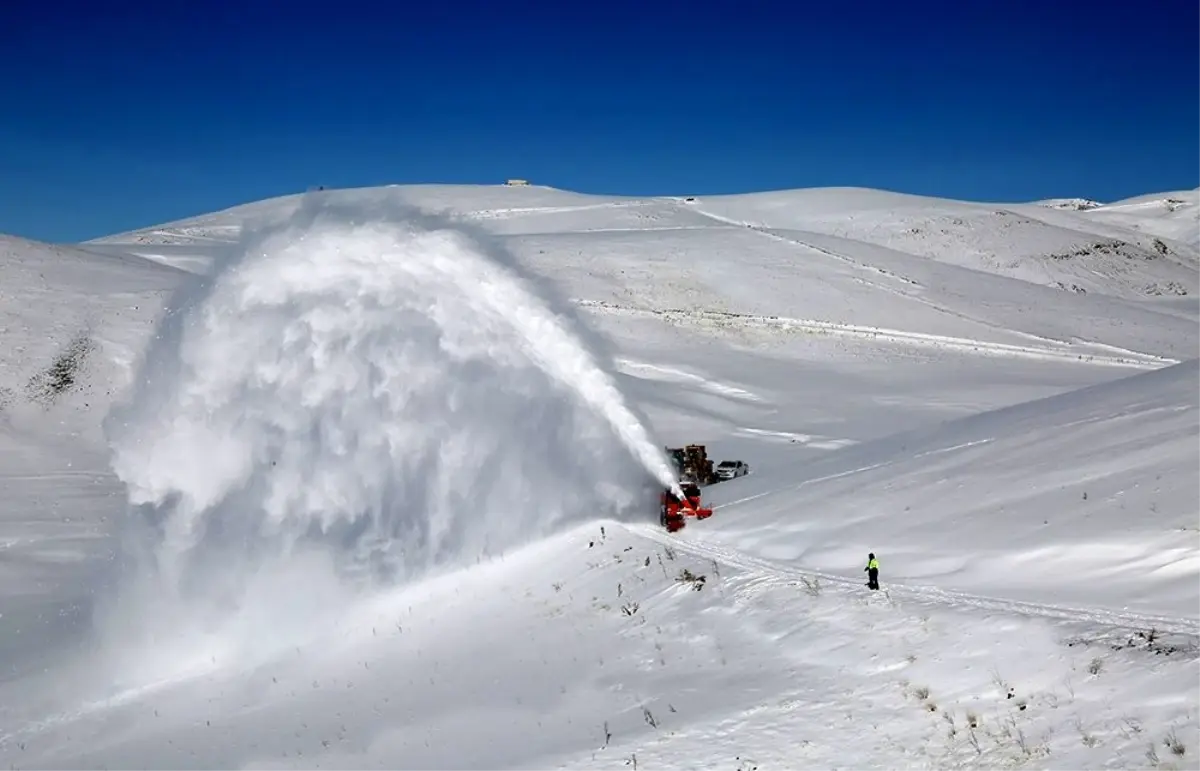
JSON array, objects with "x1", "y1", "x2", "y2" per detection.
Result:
[{"x1": 95, "y1": 198, "x2": 676, "y2": 679}]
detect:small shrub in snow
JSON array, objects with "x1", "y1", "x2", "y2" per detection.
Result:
[
  {"x1": 24, "y1": 331, "x2": 96, "y2": 406},
  {"x1": 1087, "y1": 657, "x2": 1103, "y2": 675},
  {"x1": 1165, "y1": 728, "x2": 1186, "y2": 757},
  {"x1": 914, "y1": 685, "x2": 930, "y2": 701},
  {"x1": 1004, "y1": 718, "x2": 1032, "y2": 756},
  {"x1": 621, "y1": 601, "x2": 640, "y2": 616},
  {"x1": 1109, "y1": 627, "x2": 1188, "y2": 656},
  {"x1": 676, "y1": 568, "x2": 706, "y2": 590},
  {"x1": 1075, "y1": 718, "x2": 1099, "y2": 748},
  {"x1": 800, "y1": 576, "x2": 821, "y2": 597},
  {"x1": 967, "y1": 727, "x2": 983, "y2": 755}
]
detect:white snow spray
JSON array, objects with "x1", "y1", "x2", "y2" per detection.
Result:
[{"x1": 93, "y1": 196, "x2": 681, "y2": 679}]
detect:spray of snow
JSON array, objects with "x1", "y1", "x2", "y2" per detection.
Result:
[{"x1": 93, "y1": 197, "x2": 680, "y2": 680}]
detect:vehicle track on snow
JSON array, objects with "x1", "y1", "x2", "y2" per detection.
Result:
[
  {"x1": 625, "y1": 522, "x2": 1200, "y2": 653},
  {"x1": 463, "y1": 199, "x2": 663, "y2": 220},
  {"x1": 679, "y1": 204, "x2": 1181, "y2": 367},
  {"x1": 577, "y1": 300, "x2": 1173, "y2": 368},
  {"x1": 686, "y1": 205, "x2": 925, "y2": 290}
]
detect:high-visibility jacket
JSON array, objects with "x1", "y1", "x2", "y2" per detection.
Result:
[{"x1": 867, "y1": 558, "x2": 879, "y2": 570}]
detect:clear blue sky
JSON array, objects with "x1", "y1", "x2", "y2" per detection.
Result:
[{"x1": 2, "y1": 0, "x2": 1197, "y2": 242}]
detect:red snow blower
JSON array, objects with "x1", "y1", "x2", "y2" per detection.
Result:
[{"x1": 660, "y1": 482, "x2": 713, "y2": 532}]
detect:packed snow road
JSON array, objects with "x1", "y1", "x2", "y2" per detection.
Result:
[{"x1": 628, "y1": 523, "x2": 1200, "y2": 656}]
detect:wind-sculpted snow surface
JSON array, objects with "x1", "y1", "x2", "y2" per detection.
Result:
[{"x1": 97, "y1": 199, "x2": 677, "y2": 670}]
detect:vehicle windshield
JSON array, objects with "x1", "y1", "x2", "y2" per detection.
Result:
[{"x1": 718, "y1": 461, "x2": 736, "y2": 467}]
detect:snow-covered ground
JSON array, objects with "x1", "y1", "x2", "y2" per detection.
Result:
[
  {"x1": 1, "y1": 183, "x2": 1197, "y2": 769},
  {"x1": 1080, "y1": 191, "x2": 1200, "y2": 252}
]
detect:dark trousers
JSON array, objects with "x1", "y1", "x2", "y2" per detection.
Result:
[{"x1": 867, "y1": 567, "x2": 879, "y2": 590}]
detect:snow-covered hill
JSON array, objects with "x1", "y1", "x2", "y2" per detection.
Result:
[
  {"x1": 691, "y1": 358, "x2": 1200, "y2": 619},
  {"x1": 0, "y1": 234, "x2": 182, "y2": 470},
  {"x1": 90, "y1": 184, "x2": 1200, "y2": 301},
  {"x1": 687, "y1": 187, "x2": 1198, "y2": 300},
  {"x1": 0, "y1": 235, "x2": 186, "y2": 699},
  {"x1": 0, "y1": 234, "x2": 181, "y2": 396},
  {"x1": 1, "y1": 183, "x2": 1197, "y2": 769},
  {"x1": 1080, "y1": 190, "x2": 1200, "y2": 251}
]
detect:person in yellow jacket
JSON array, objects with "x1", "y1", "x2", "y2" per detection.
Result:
[{"x1": 865, "y1": 553, "x2": 880, "y2": 590}]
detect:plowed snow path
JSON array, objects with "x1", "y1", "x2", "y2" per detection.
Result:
[
  {"x1": 463, "y1": 199, "x2": 661, "y2": 220},
  {"x1": 578, "y1": 300, "x2": 1175, "y2": 369},
  {"x1": 626, "y1": 523, "x2": 1200, "y2": 654},
  {"x1": 613, "y1": 358, "x2": 765, "y2": 403},
  {"x1": 681, "y1": 203, "x2": 1192, "y2": 361},
  {"x1": 687, "y1": 205, "x2": 925, "y2": 289}
]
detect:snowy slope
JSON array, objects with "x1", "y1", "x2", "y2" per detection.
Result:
[
  {"x1": 689, "y1": 187, "x2": 1199, "y2": 300},
  {"x1": 0, "y1": 235, "x2": 185, "y2": 692},
  {"x1": 88, "y1": 184, "x2": 1199, "y2": 357},
  {"x1": 688, "y1": 359, "x2": 1200, "y2": 620},
  {"x1": 0, "y1": 183, "x2": 1197, "y2": 769},
  {"x1": 1081, "y1": 190, "x2": 1200, "y2": 251},
  {"x1": 0, "y1": 235, "x2": 181, "y2": 396},
  {"x1": 89, "y1": 183, "x2": 1200, "y2": 301},
  {"x1": 0, "y1": 234, "x2": 183, "y2": 468},
  {"x1": 4, "y1": 516, "x2": 1196, "y2": 770},
  {"x1": 81, "y1": 183, "x2": 1199, "y2": 478}
]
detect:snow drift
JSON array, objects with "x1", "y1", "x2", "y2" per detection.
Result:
[{"x1": 95, "y1": 197, "x2": 678, "y2": 672}]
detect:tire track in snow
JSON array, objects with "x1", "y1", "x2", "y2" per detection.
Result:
[
  {"x1": 626, "y1": 523, "x2": 1200, "y2": 647},
  {"x1": 613, "y1": 358, "x2": 765, "y2": 403},
  {"x1": 462, "y1": 199, "x2": 663, "y2": 220},
  {"x1": 576, "y1": 300, "x2": 1175, "y2": 369},
  {"x1": 681, "y1": 203, "x2": 1182, "y2": 363},
  {"x1": 686, "y1": 206, "x2": 924, "y2": 290}
]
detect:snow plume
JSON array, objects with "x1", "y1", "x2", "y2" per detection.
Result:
[{"x1": 94, "y1": 196, "x2": 678, "y2": 677}]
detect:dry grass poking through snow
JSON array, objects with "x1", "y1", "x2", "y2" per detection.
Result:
[{"x1": 547, "y1": 524, "x2": 1199, "y2": 770}]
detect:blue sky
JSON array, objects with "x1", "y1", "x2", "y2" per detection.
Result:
[{"x1": 2, "y1": 0, "x2": 1197, "y2": 242}]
